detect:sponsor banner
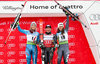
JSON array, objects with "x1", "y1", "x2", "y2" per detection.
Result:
[
  {"x1": 0, "y1": 1, "x2": 100, "y2": 64},
  {"x1": 0, "y1": 1, "x2": 96, "y2": 13},
  {"x1": 0, "y1": 17, "x2": 96, "y2": 64}
]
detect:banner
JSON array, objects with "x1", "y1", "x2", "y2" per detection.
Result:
[
  {"x1": 0, "y1": 1, "x2": 97, "y2": 13},
  {"x1": 0, "y1": 17, "x2": 96, "y2": 64},
  {"x1": 0, "y1": 0, "x2": 100, "y2": 64}
]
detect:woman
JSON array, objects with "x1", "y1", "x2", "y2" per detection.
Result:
[
  {"x1": 56, "y1": 12, "x2": 70, "y2": 64},
  {"x1": 17, "y1": 22, "x2": 39, "y2": 64},
  {"x1": 43, "y1": 25, "x2": 55, "y2": 64}
]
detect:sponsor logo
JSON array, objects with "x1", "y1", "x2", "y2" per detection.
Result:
[
  {"x1": 0, "y1": 36, "x2": 4, "y2": 40},
  {"x1": 9, "y1": 36, "x2": 15, "y2": 40},
  {"x1": 19, "y1": 36, "x2": 26, "y2": 41},
  {"x1": 89, "y1": 14, "x2": 100, "y2": 25},
  {"x1": 21, "y1": 21, "x2": 32, "y2": 25},
  {"x1": 19, "y1": 59, "x2": 26, "y2": 63},
  {"x1": 69, "y1": 58, "x2": 76, "y2": 62},
  {"x1": 30, "y1": 5, "x2": 83, "y2": 10},
  {"x1": 0, "y1": 59, "x2": 4, "y2": 63},
  {"x1": 69, "y1": 35, "x2": 75, "y2": 38},
  {"x1": 19, "y1": 21, "x2": 39, "y2": 25},
  {"x1": 7, "y1": 59, "x2": 16, "y2": 63},
  {"x1": 7, "y1": 28, "x2": 11, "y2": 32},
  {"x1": 0, "y1": 52, "x2": 4, "y2": 55},
  {"x1": 69, "y1": 50, "x2": 75, "y2": 54},
  {"x1": 19, "y1": 43, "x2": 26, "y2": 49},
  {"x1": 89, "y1": 14, "x2": 100, "y2": 21},
  {"x1": 7, "y1": 51, "x2": 16, "y2": 57},
  {"x1": 90, "y1": 22, "x2": 99, "y2": 25},
  {"x1": 0, "y1": 29, "x2": 4, "y2": 32},
  {"x1": 0, "y1": 22, "x2": 6, "y2": 25},
  {"x1": 0, "y1": 44, "x2": 4, "y2": 48},
  {"x1": 19, "y1": 51, "x2": 25, "y2": 56},
  {"x1": 2, "y1": 6, "x2": 22, "y2": 11},
  {"x1": 69, "y1": 27, "x2": 75, "y2": 31},
  {"x1": 7, "y1": 44, "x2": 16, "y2": 49},
  {"x1": 69, "y1": 42, "x2": 75, "y2": 46}
]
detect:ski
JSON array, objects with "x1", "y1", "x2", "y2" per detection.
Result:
[
  {"x1": 54, "y1": 0, "x2": 88, "y2": 29},
  {"x1": 5, "y1": 0, "x2": 27, "y2": 44},
  {"x1": 40, "y1": 19, "x2": 44, "y2": 43},
  {"x1": 39, "y1": 19, "x2": 45, "y2": 64}
]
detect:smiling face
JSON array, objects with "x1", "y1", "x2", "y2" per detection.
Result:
[
  {"x1": 45, "y1": 27, "x2": 51, "y2": 33},
  {"x1": 58, "y1": 26, "x2": 64, "y2": 31},
  {"x1": 30, "y1": 24, "x2": 36, "y2": 31}
]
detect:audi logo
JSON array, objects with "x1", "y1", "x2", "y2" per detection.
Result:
[{"x1": 89, "y1": 14, "x2": 100, "y2": 21}]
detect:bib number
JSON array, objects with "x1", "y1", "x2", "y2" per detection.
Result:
[
  {"x1": 61, "y1": 35, "x2": 65, "y2": 39},
  {"x1": 27, "y1": 35, "x2": 37, "y2": 42},
  {"x1": 59, "y1": 33, "x2": 68, "y2": 42}
]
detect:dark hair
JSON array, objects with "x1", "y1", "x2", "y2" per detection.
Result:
[
  {"x1": 57, "y1": 28, "x2": 64, "y2": 35},
  {"x1": 45, "y1": 25, "x2": 51, "y2": 28}
]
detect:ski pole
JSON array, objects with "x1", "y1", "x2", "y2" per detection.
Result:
[
  {"x1": 53, "y1": 0, "x2": 88, "y2": 29},
  {"x1": 5, "y1": 0, "x2": 27, "y2": 44}
]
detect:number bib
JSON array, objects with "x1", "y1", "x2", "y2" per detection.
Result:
[
  {"x1": 27, "y1": 34, "x2": 37, "y2": 42},
  {"x1": 59, "y1": 33, "x2": 68, "y2": 42},
  {"x1": 43, "y1": 40, "x2": 53, "y2": 47},
  {"x1": 43, "y1": 34, "x2": 54, "y2": 47}
]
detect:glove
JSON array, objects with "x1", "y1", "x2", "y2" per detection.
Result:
[
  {"x1": 55, "y1": 44, "x2": 59, "y2": 48},
  {"x1": 62, "y1": 7, "x2": 69, "y2": 16},
  {"x1": 39, "y1": 43, "x2": 44, "y2": 49},
  {"x1": 72, "y1": 13, "x2": 79, "y2": 21},
  {"x1": 17, "y1": 22, "x2": 19, "y2": 25},
  {"x1": 10, "y1": 22, "x2": 19, "y2": 29}
]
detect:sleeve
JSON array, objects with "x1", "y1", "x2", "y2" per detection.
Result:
[
  {"x1": 65, "y1": 15, "x2": 69, "y2": 32},
  {"x1": 17, "y1": 25, "x2": 28, "y2": 35},
  {"x1": 36, "y1": 33, "x2": 40, "y2": 44},
  {"x1": 53, "y1": 34, "x2": 57, "y2": 45}
]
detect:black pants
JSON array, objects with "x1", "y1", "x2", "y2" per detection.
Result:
[{"x1": 42, "y1": 47, "x2": 54, "y2": 64}]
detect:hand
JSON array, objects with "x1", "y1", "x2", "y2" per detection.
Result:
[
  {"x1": 72, "y1": 13, "x2": 79, "y2": 21},
  {"x1": 62, "y1": 7, "x2": 70, "y2": 16},
  {"x1": 17, "y1": 22, "x2": 19, "y2": 25},
  {"x1": 55, "y1": 44, "x2": 59, "y2": 48},
  {"x1": 39, "y1": 43, "x2": 44, "y2": 48},
  {"x1": 10, "y1": 22, "x2": 19, "y2": 29}
]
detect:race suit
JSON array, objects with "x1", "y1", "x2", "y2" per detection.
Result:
[
  {"x1": 56, "y1": 15, "x2": 70, "y2": 64},
  {"x1": 17, "y1": 25, "x2": 39, "y2": 64},
  {"x1": 41, "y1": 33, "x2": 56, "y2": 64}
]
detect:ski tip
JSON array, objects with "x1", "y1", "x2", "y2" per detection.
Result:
[
  {"x1": 21, "y1": 4, "x2": 24, "y2": 7},
  {"x1": 85, "y1": 26, "x2": 89, "y2": 30},
  {"x1": 40, "y1": 19, "x2": 43, "y2": 22},
  {"x1": 40, "y1": 19, "x2": 42, "y2": 21},
  {"x1": 85, "y1": 25, "x2": 87, "y2": 28}
]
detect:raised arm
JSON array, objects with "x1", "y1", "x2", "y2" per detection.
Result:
[
  {"x1": 17, "y1": 25, "x2": 28, "y2": 35},
  {"x1": 65, "y1": 15, "x2": 69, "y2": 32},
  {"x1": 62, "y1": 7, "x2": 70, "y2": 32}
]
